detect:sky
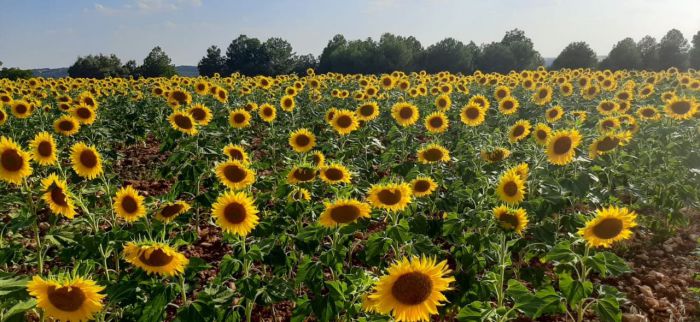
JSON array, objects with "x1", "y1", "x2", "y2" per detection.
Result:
[{"x1": 1, "y1": 0, "x2": 699, "y2": 69}]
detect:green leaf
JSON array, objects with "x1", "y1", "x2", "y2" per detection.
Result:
[
  {"x1": 594, "y1": 295, "x2": 621, "y2": 322},
  {"x1": 558, "y1": 271, "x2": 592, "y2": 306},
  {"x1": 456, "y1": 301, "x2": 496, "y2": 321},
  {"x1": 544, "y1": 241, "x2": 577, "y2": 264},
  {"x1": 137, "y1": 288, "x2": 171, "y2": 322},
  {"x1": 2, "y1": 299, "x2": 36, "y2": 322},
  {"x1": 586, "y1": 252, "x2": 630, "y2": 277}
]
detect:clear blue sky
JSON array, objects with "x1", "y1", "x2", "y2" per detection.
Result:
[{"x1": 1, "y1": 0, "x2": 699, "y2": 69}]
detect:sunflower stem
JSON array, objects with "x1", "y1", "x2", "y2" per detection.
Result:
[
  {"x1": 496, "y1": 233, "x2": 508, "y2": 308},
  {"x1": 100, "y1": 173, "x2": 117, "y2": 226},
  {"x1": 179, "y1": 274, "x2": 188, "y2": 305},
  {"x1": 24, "y1": 179, "x2": 43, "y2": 275}
]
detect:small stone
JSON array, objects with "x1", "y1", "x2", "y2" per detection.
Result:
[
  {"x1": 638, "y1": 285, "x2": 654, "y2": 297},
  {"x1": 622, "y1": 313, "x2": 648, "y2": 322},
  {"x1": 630, "y1": 276, "x2": 641, "y2": 285},
  {"x1": 643, "y1": 297, "x2": 660, "y2": 308},
  {"x1": 636, "y1": 254, "x2": 649, "y2": 261}
]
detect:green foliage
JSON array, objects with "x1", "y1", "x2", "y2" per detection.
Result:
[
  {"x1": 197, "y1": 46, "x2": 226, "y2": 77},
  {"x1": 691, "y1": 31, "x2": 700, "y2": 69},
  {"x1": 67, "y1": 54, "x2": 125, "y2": 78},
  {"x1": 551, "y1": 42, "x2": 598, "y2": 69},
  {"x1": 657, "y1": 29, "x2": 690, "y2": 70},
  {"x1": 0, "y1": 67, "x2": 33, "y2": 80},
  {"x1": 137, "y1": 46, "x2": 177, "y2": 78},
  {"x1": 600, "y1": 38, "x2": 642, "y2": 70}
]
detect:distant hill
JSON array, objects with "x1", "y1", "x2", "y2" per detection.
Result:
[{"x1": 30, "y1": 66, "x2": 199, "y2": 78}]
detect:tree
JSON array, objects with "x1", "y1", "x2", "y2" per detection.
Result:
[
  {"x1": 318, "y1": 34, "x2": 348, "y2": 73},
  {"x1": 657, "y1": 29, "x2": 689, "y2": 70},
  {"x1": 599, "y1": 38, "x2": 642, "y2": 70},
  {"x1": 420, "y1": 38, "x2": 478, "y2": 74},
  {"x1": 197, "y1": 45, "x2": 225, "y2": 76},
  {"x1": 262, "y1": 37, "x2": 294, "y2": 75},
  {"x1": 637, "y1": 36, "x2": 658, "y2": 70},
  {"x1": 122, "y1": 60, "x2": 138, "y2": 77},
  {"x1": 290, "y1": 54, "x2": 318, "y2": 75},
  {"x1": 690, "y1": 31, "x2": 700, "y2": 69},
  {"x1": 0, "y1": 67, "x2": 33, "y2": 80},
  {"x1": 68, "y1": 54, "x2": 124, "y2": 78},
  {"x1": 551, "y1": 42, "x2": 597, "y2": 69},
  {"x1": 138, "y1": 46, "x2": 177, "y2": 78},
  {"x1": 477, "y1": 29, "x2": 543, "y2": 73},
  {"x1": 375, "y1": 33, "x2": 423, "y2": 73},
  {"x1": 225, "y1": 35, "x2": 268, "y2": 76}
]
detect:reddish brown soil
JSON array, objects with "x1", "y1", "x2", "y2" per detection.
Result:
[{"x1": 114, "y1": 135, "x2": 173, "y2": 196}]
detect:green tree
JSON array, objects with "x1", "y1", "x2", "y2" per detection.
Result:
[
  {"x1": 290, "y1": 54, "x2": 318, "y2": 75},
  {"x1": 656, "y1": 29, "x2": 689, "y2": 70},
  {"x1": 637, "y1": 36, "x2": 658, "y2": 70},
  {"x1": 262, "y1": 37, "x2": 294, "y2": 75},
  {"x1": 225, "y1": 35, "x2": 268, "y2": 76},
  {"x1": 478, "y1": 42, "x2": 516, "y2": 73},
  {"x1": 67, "y1": 54, "x2": 124, "y2": 78},
  {"x1": 501, "y1": 29, "x2": 544, "y2": 70},
  {"x1": 138, "y1": 46, "x2": 177, "y2": 78},
  {"x1": 551, "y1": 42, "x2": 597, "y2": 69},
  {"x1": 375, "y1": 33, "x2": 423, "y2": 73},
  {"x1": 690, "y1": 31, "x2": 700, "y2": 69},
  {"x1": 318, "y1": 34, "x2": 348, "y2": 73},
  {"x1": 599, "y1": 38, "x2": 642, "y2": 70},
  {"x1": 420, "y1": 38, "x2": 478, "y2": 74},
  {"x1": 197, "y1": 45, "x2": 225, "y2": 76},
  {"x1": 0, "y1": 67, "x2": 33, "y2": 80}
]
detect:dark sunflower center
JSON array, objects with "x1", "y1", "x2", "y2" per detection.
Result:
[
  {"x1": 329, "y1": 205, "x2": 361, "y2": 223},
  {"x1": 138, "y1": 248, "x2": 174, "y2": 267},
  {"x1": 76, "y1": 107, "x2": 92, "y2": 119},
  {"x1": 223, "y1": 164, "x2": 247, "y2": 183},
  {"x1": 496, "y1": 89, "x2": 506, "y2": 98},
  {"x1": 324, "y1": 168, "x2": 344, "y2": 181},
  {"x1": 503, "y1": 181, "x2": 518, "y2": 197},
  {"x1": 588, "y1": 87, "x2": 596, "y2": 95},
  {"x1": 553, "y1": 137, "x2": 573, "y2": 155},
  {"x1": 197, "y1": 84, "x2": 205, "y2": 91},
  {"x1": 15, "y1": 104, "x2": 28, "y2": 114},
  {"x1": 536, "y1": 130, "x2": 547, "y2": 140},
  {"x1": 336, "y1": 115, "x2": 352, "y2": 128},
  {"x1": 263, "y1": 108, "x2": 273, "y2": 117},
  {"x1": 223, "y1": 202, "x2": 247, "y2": 224},
  {"x1": 1, "y1": 149, "x2": 24, "y2": 172},
  {"x1": 377, "y1": 189, "x2": 402, "y2": 205},
  {"x1": 391, "y1": 272, "x2": 433, "y2": 305},
  {"x1": 58, "y1": 120, "x2": 74, "y2": 131},
  {"x1": 172, "y1": 91, "x2": 187, "y2": 104},
  {"x1": 121, "y1": 195, "x2": 139, "y2": 214},
  {"x1": 399, "y1": 107, "x2": 414, "y2": 119},
  {"x1": 596, "y1": 137, "x2": 619, "y2": 152},
  {"x1": 602, "y1": 120, "x2": 615, "y2": 129},
  {"x1": 512, "y1": 125, "x2": 525, "y2": 137},
  {"x1": 227, "y1": 149, "x2": 244, "y2": 160},
  {"x1": 79, "y1": 150, "x2": 98, "y2": 168},
  {"x1": 174, "y1": 115, "x2": 193, "y2": 129},
  {"x1": 360, "y1": 105, "x2": 374, "y2": 116},
  {"x1": 283, "y1": 99, "x2": 292, "y2": 108},
  {"x1": 502, "y1": 100, "x2": 514, "y2": 110},
  {"x1": 430, "y1": 116, "x2": 444, "y2": 128},
  {"x1": 218, "y1": 91, "x2": 226, "y2": 99},
  {"x1": 423, "y1": 148, "x2": 444, "y2": 161},
  {"x1": 293, "y1": 168, "x2": 315, "y2": 181},
  {"x1": 0, "y1": 111, "x2": 5, "y2": 121},
  {"x1": 438, "y1": 99, "x2": 447, "y2": 108},
  {"x1": 670, "y1": 101, "x2": 691, "y2": 115},
  {"x1": 413, "y1": 180, "x2": 431, "y2": 193},
  {"x1": 232, "y1": 113, "x2": 245, "y2": 124},
  {"x1": 490, "y1": 150, "x2": 504, "y2": 161},
  {"x1": 499, "y1": 212, "x2": 520, "y2": 229},
  {"x1": 549, "y1": 110, "x2": 559, "y2": 118},
  {"x1": 84, "y1": 97, "x2": 95, "y2": 107},
  {"x1": 50, "y1": 186, "x2": 68, "y2": 207},
  {"x1": 592, "y1": 218, "x2": 624, "y2": 239},
  {"x1": 538, "y1": 90, "x2": 548, "y2": 99},
  {"x1": 618, "y1": 92, "x2": 629, "y2": 100},
  {"x1": 160, "y1": 204, "x2": 184, "y2": 218},
  {"x1": 464, "y1": 107, "x2": 480, "y2": 120},
  {"x1": 641, "y1": 109, "x2": 655, "y2": 117},
  {"x1": 37, "y1": 141, "x2": 53, "y2": 157},
  {"x1": 295, "y1": 135, "x2": 311, "y2": 147},
  {"x1": 190, "y1": 108, "x2": 206, "y2": 121},
  {"x1": 47, "y1": 285, "x2": 86, "y2": 312}
]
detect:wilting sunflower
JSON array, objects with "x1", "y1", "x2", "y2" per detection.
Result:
[
  {"x1": 434, "y1": 94, "x2": 452, "y2": 110},
  {"x1": 113, "y1": 185, "x2": 146, "y2": 222},
  {"x1": 0, "y1": 136, "x2": 33, "y2": 185},
  {"x1": 365, "y1": 256, "x2": 454, "y2": 322},
  {"x1": 498, "y1": 96, "x2": 520, "y2": 115},
  {"x1": 27, "y1": 275, "x2": 105, "y2": 322},
  {"x1": 289, "y1": 128, "x2": 316, "y2": 153},
  {"x1": 367, "y1": 182, "x2": 412, "y2": 212},
  {"x1": 311, "y1": 151, "x2": 325, "y2": 167},
  {"x1": 460, "y1": 103, "x2": 486, "y2": 127},
  {"x1": 545, "y1": 129, "x2": 582, "y2": 165},
  {"x1": 532, "y1": 85, "x2": 553, "y2": 106},
  {"x1": 480, "y1": 147, "x2": 511, "y2": 163},
  {"x1": 664, "y1": 96, "x2": 698, "y2": 120},
  {"x1": 0, "y1": 108, "x2": 7, "y2": 126},
  {"x1": 493, "y1": 205, "x2": 529, "y2": 235},
  {"x1": 318, "y1": 198, "x2": 371, "y2": 227},
  {"x1": 155, "y1": 201, "x2": 191, "y2": 223},
  {"x1": 11, "y1": 100, "x2": 32, "y2": 119},
  {"x1": 330, "y1": 109, "x2": 360, "y2": 135},
  {"x1": 30, "y1": 132, "x2": 58, "y2": 166},
  {"x1": 578, "y1": 206, "x2": 637, "y2": 248},
  {"x1": 532, "y1": 123, "x2": 552, "y2": 145},
  {"x1": 410, "y1": 176, "x2": 438, "y2": 197},
  {"x1": 211, "y1": 190, "x2": 259, "y2": 236},
  {"x1": 356, "y1": 102, "x2": 380, "y2": 121},
  {"x1": 424, "y1": 112, "x2": 449, "y2": 134},
  {"x1": 417, "y1": 143, "x2": 450, "y2": 164},
  {"x1": 287, "y1": 187, "x2": 311, "y2": 202},
  {"x1": 508, "y1": 120, "x2": 531, "y2": 143},
  {"x1": 496, "y1": 169, "x2": 526, "y2": 204},
  {"x1": 229, "y1": 109, "x2": 252, "y2": 129},
  {"x1": 287, "y1": 165, "x2": 317, "y2": 184},
  {"x1": 319, "y1": 162, "x2": 352, "y2": 184},
  {"x1": 280, "y1": 95, "x2": 296, "y2": 112},
  {"x1": 70, "y1": 142, "x2": 102, "y2": 179},
  {"x1": 41, "y1": 174, "x2": 76, "y2": 219},
  {"x1": 215, "y1": 159, "x2": 255, "y2": 190},
  {"x1": 545, "y1": 105, "x2": 564, "y2": 123},
  {"x1": 70, "y1": 105, "x2": 97, "y2": 125},
  {"x1": 123, "y1": 241, "x2": 189, "y2": 276},
  {"x1": 53, "y1": 115, "x2": 81, "y2": 137},
  {"x1": 588, "y1": 132, "x2": 631, "y2": 159},
  {"x1": 391, "y1": 102, "x2": 420, "y2": 127},
  {"x1": 636, "y1": 106, "x2": 661, "y2": 121},
  {"x1": 168, "y1": 111, "x2": 198, "y2": 136},
  {"x1": 187, "y1": 104, "x2": 213, "y2": 126},
  {"x1": 223, "y1": 144, "x2": 249, "y2": 163},
  {"x1": 258, "y1": 103, "x2": 277, "y2": 123},
  {"x1": 325, "y1": 107, "x2": 339, "y2": 124}
]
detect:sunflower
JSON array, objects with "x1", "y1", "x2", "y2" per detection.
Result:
[
  {"x1": 229, "y1": 109, "x2": 252, "y2": 129},
  {"x1": 193, "y1": 80, "x2": 210, "y2": 95},
  {"x1": 258, "y1": 103, "x2": 277, "y2": 123},
  {"x1": 532, "y1": 123, "x2": 551, "y2": 145},
  {"x1": 480, "y1": 147, "x2": 511, "y2": 163},
  {"x1": 596, "y1": 100, "x2": 618, "y2": 115},
  {"x1": 367, "y1": 182, "x2": 412, "y2": 212},
  {"x1": 578, "y1": 206, "x2": 637, "y2": 248},
  {"x1": 545, "y1": 129, "x2": 582, "y2": 165},
  {"x1": 424, "y1": 112, "x2": 449, "y2": 133},
  {"x1": 417, "y1": 143, "x2": 450, "y2": 164},
  {"x1": 223, "y1": 144, "x2": 249, "y2": 163},
  {"x1": 70, "y1": 105, "x2": 97, "y2": 125},
  {"x1": 664, "y1": 96, "x2": 698, "y2": 120},
  {"x1": 41, "y1": 174, "x2": 77, "y2": 219},
  {"x1": 30, "y1": 132, "x2": 58, "y2": 166},
  {"x1": 0, "y1": 136, "x2": 33, "y2": 185},
  {"x1": 215, "y1": 159, "x2": 255, "y2": 190},
  {"x1": 588, "y1": 132, "x2": 629, "y2": 159},
  {"x1": 280, "y1": 95, "x2": 296, "y2": 112},
  {"x1": 598, "y1": 117, "x2": 620, "y2": 132},
  {"x1": 571, "y1": 110, "x2": 588, "y2": 122},
  {"x1": 459, "y1": 103, "x2": 485, "y2": 127},
  {"x1": 493, "y1": 205, "x2": 528, "y2": 235},
  {"x1": 545, "y1": 105, "x2": 564, "y2": 123},
  {"x1": 311, "y1": 151, "x2": 325, "y2": 167},
  {"x1": 0, "y1": 108, "x2": 7, "y2": 126},
  {"x1": 532, "y1": 85, "x2": 553, "y2": 106},
  {"x1": 494, "y1": 85, "x2": 511, "y2": 101},
  {"x1": 365, "y1": 256, "x2": 454, "y2": 322},
  {"x1": 498, "y1": 96, "x2": 520, "y2": 115},
  {"x1": 508, "y1": 120, "x2": 531, "y2": 143},
  {"x1": 27, "y1": 275, "x2": 105, "y2": 322},
  {"x1": 123, "y1": 241, "x2": 189, "y2": 276},
  {"x1": 469, "y1": 94, "x2": 490, "y2": 110},
  {"x1": 211, "y1": 190, "x2": 259, "y2": 236},
  {"x1": 496, "y1": 169, "x2": 526, "y2": 204},
  {"x1": 318, "y1": 198, "x2": 372, "y2": 227},
  {"x1": 330, "y1": 109, "x2": 360, "y2": 135},
  {"x1": 11, "y1": 100, "x2": 32, "y2": 118},
  {"x1": 187, "y1": 104, "x2": 213, "y2": 126},
  {"x1": 391, "y1": 102, "x2": 420, "y2": 127},
  {"x1": 513, "y1": 162, "x2": 529, "y2": 181},
  {"x1": 215, "y1": 86, "x2": 229, "y2": 103},
  {"x1": 69, "y1": 142, "x2": 102, "y2": 180},
  {"x1": 168, "y1": 88, "x2": 192, "y2": 107},
  {"x1": 356, "y1": 102, "x2": 380, "y2": 121},
  {"x1": 113, "y1": 185, "x2": 146, "y2": 222},
  {"x1": 410, "y1": 176, "x2": 438, "y2": 197},
  {"x1": 168, "y1": 111, "x2": 198, "y2": 136},
  {"x1": 287, "y1": 165, "x2": 317, "y2": 184},
  {"x1": 53, "y1": 115, "x2": 81, "y2": 137},
  {"x1": 289, "y1": 128, "x2": 316, "y2": 153},
  {"x1": 287, "y1": 187, "x2": 311, "y2": 202},
  {"x1": 636, "y1": 106, "x2": 661, "y2": 121},
  {"x1": 77, "y1": 92, "x2": 99, "y2": 109},
  {"x1": 155, "y1": 201, "x2": 191, "y2": 223},
  {"x1": 434, "y1": 94, "x2": 451, "y2": 110}
]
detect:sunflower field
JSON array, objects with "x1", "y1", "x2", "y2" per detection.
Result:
[{"x1": 0, "y1": 67, "x2": 699, "y2": 322}]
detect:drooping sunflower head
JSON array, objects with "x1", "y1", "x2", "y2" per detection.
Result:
[
  {"x1": 496, "y1": 169, "x2": 526, "y2": 205},
  {"x1": 664, "y1": 96, "x2": 698, "y2": 120},
  {"x1": 27, "y1": 275, "x2": 105, "y2": 322},
  {"x1": 410, "y1": 176, "x2": 438, "y2": 197},
  {"x1": 356, "y1": 102, "x2": 380, "y2": 121},
  {"x1": 367, "y1": 182, "x2": 413, "y2": 212},
  {"x1": 578, "y1": 206, "x2": 637, "y2": 248},
  {"x1": 365, "y1": 256, "x2": 454, "y2": 322},
  {"x1": 113, "y1": 185, "x2": 146, "y2": 223},
  {"x1": 545, "y1": 129, "x2": 582, "y2": 166},
  {"x1": 498, "y1": 96, "x2": 520, "y2": 115},
  {"x1": 53, "y1": 115, "x2": 81, "y2": 137},
  {"x1": 0, "y1": 136, "x2": 33, "y2": 185},
  {"x1": 493, "y1": 205, "x2": 529, "y2": 235},
  {"x1": 391, "y1": 102, "x2": 420, "y2": 127},
  {"x1": 168, "y1": 111, "x2": 198, "y2": 136},
  {"x1": 155, "y1": 201, "x2": 191, "y2": 223},
  {"x1": 123, "y1": 241, "x2": 189, "y2": 276},
  {"x1": 330, "y1": 109, "x2": 360, "y2": 135},
  {"x1": 70, "y1": 142, "x2": 103, "y2": 179},
  {"x1": 289, "y1": 128, "x2": 316, "y2": 153},
  {"x1": 211, "y1": 190, "x2": 259, "y2": 236},
  {"x1": 258, "y1": 103, "x2": 277, "y2": 123},
  {"x1": 588, "y1": 132, "x2": 628, "y2": 159},
  {"x1": 319, "y1": 198, "x2": 371, "y2": 227},
  {"x1": 512, "y1": 162, "x2": 529, "y2": 181},
  {"x1": 41, "y1": 173, "x2": 76, "y2": 219},
  {"x1": 311, "y1": 151, "x2": 326, "y2": 167},
  {"x1": 223, "y1": 143, "x2": 249, "y2": 163},
  {"x1": 545, "y1": 105, "x2": 564, "y2": 123},
  {"x1": 508, "y1": 120, "x2": 532, "y2": 143},
  {"x1": 533, "y1": 123, "x2": 552, "y2": 145},
  {"x1": 417, "y1": 143, "x2": 450, "y2": 164},
  {"x1": 287, "y1": 165, "x2": 317, "y2": 184},
  {"x1": 30, "y1": 131, "x2": 58, "y2": 166},
  {"x1": 187, "y1": 104, "x2": 213, "y2": 126},
  {"x1": 480, "y1": 147, "x2": 511, "y2": 163},
  {"x1": 287, "y1": 187, "x2": 311, "y2": 203},
  {"x1": 571, "y1": 110, "x2": 588, "y2": 122},
  {"x1": 215, "y1": 159, "x2": 255, "y2": 190}
]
